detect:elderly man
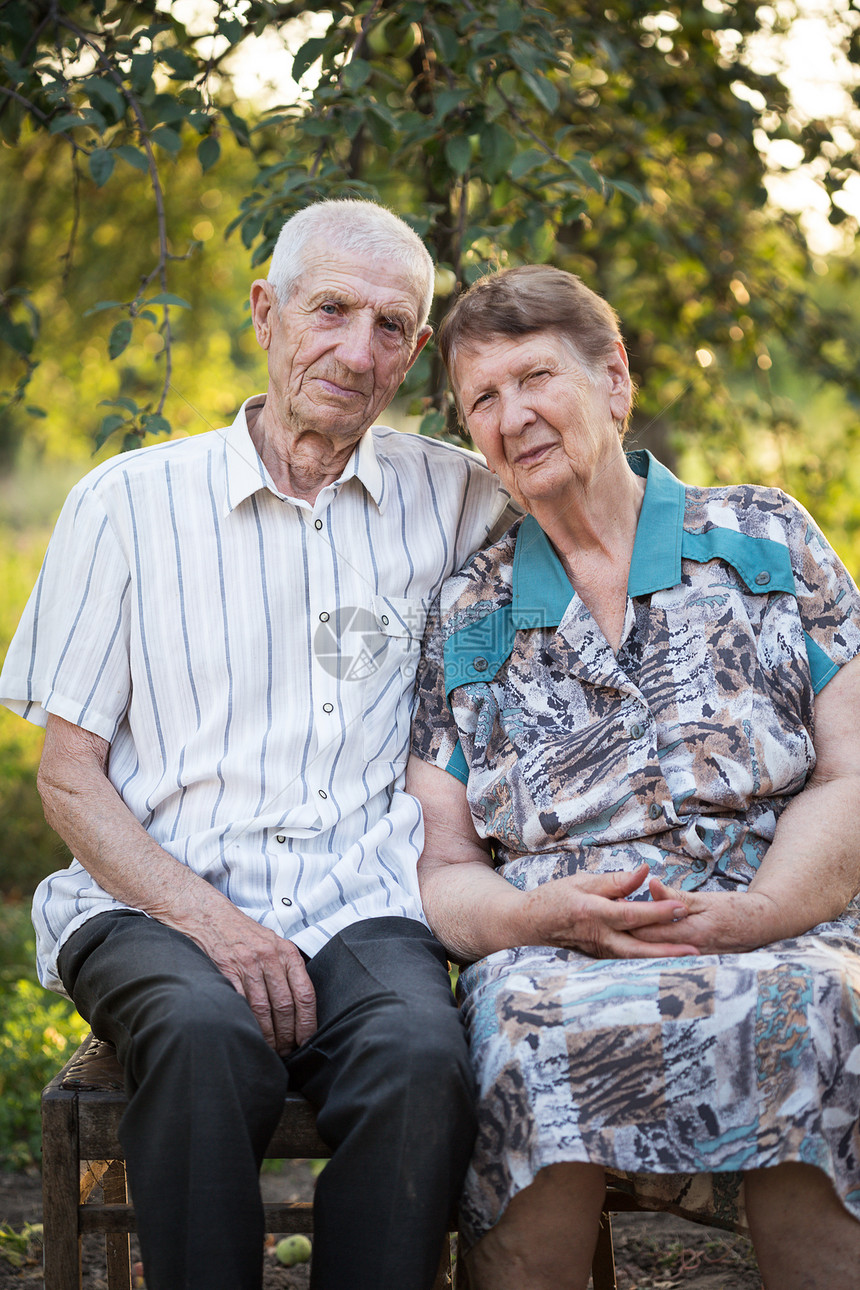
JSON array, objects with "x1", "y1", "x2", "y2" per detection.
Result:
[{"x1": 0, "y1": 200, "x2": 513, "y2": 1290}]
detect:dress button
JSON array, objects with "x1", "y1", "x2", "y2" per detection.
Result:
[
  {"x1": 318, "y1": 789, "x2": 328, "y2": 800},
  {"x1": 319, "y1": 611, "x2": 330, "y2": 623},
  {"x1": 381, "y1": 615, "x2": 389, "y2": 626},
  {"x1": 755, "y1": 571, "x2": 771, "y2": 586},
  {"x1": 691, "y1": 858, "x2": 708, "y2": 872},
  {"x1": 281, "y1": 897, "x2": 292, "y2": 907},
  {"x1": 473, "y1": 657, "x2": 488, "y2": 672},
  {"x1": 314, "y1": 519, "x2": 323, "y2": 530},
  {"x1": 322, "y1": 702, "x2": 334, "y2": 714},
  {"x1": 276, "y1": 834, "x2": 286, "y2": 844},
  {"x1": 648, "y1": 802, "x2": 663, "y2": 820},
  {"x1": 629, "y1": 723, "x2": 643, "y2": 739}
]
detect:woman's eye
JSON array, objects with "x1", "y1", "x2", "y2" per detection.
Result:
[{"x1": 320, "y1": 303, "x2": 339, "y2": 316}]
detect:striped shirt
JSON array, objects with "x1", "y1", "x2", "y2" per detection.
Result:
[{"x1": 0, "y1": 399, "x2": 513, "y2": 991}]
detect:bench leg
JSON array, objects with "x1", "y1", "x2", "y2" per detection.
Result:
[
  {"x1": 103, "y1": 1159, "x2": 132, "y2": 1290},
  {"x1": 42, "y1": 1088, "x2": 82, "y2": 1290},
  {"x1": 591, "y1": 1210, "x2": 617, "y2": 1290}
]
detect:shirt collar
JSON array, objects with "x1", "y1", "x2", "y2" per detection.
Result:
[
  {"x1": 222, "y1": 397, "x2": 387, "y2": 515},
  {"x1": 626, "y1": 449, "x2": 686, "y2": 596},
  {"x1": 511, "y1": 450, "x2": 685, "y2": 627}
]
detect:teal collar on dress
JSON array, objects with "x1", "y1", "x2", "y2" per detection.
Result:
[{"x1": 510, "y1": 450, "x2": 681, "y2": 625}]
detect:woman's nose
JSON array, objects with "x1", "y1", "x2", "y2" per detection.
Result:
[{"x1": 499, "y1": 394, "x2": 534, "y2": 437}]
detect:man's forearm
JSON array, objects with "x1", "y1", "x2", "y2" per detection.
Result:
[{"x1": 38, "y1": 714, "x2": 243, "y2": 939}]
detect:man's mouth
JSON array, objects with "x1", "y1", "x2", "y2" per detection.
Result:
[{"x1": 315, "y1": 376, "x2": 368, "y2": 400}]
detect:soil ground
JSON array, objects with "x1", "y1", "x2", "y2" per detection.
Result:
[{"x1": 0, "y1": 1166, "x2": 763, "y2": 1288}]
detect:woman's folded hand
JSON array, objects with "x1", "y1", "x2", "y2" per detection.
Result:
[
  {"x1": 522, "y1": 864, "x2": 701, "y2": 959},
  {"x1": 631, "y1": 877, "x2": 791, "y2": 954}
]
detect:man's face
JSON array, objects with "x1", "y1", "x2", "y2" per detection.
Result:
[{"x1": 251, "y1": 240, "x2": 431, "y2": 444}]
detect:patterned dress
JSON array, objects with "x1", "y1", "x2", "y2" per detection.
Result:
[{"x1": 411, "y1": 451, "x2": 860, "y2": 1249}]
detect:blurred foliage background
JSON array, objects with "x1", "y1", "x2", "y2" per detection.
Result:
[{"x1": 1, "y1": 0, "x2": 859, "y2": 1167}]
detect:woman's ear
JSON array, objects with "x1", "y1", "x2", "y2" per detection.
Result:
[{"x1": 606, "y1": 341, "x2": 632, "y2": 422}]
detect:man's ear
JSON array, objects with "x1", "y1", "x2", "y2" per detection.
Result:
[
  {"x1": 406, "y1": 325, "x2": 433, "y2": 371},
  {"x1": 250, "y1": 280, "x2": 277, "y2": 350}
]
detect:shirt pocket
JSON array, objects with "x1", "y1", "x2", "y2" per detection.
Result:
[{"x1": 362, "y1": 595, "x2": 430, "y2": 765}]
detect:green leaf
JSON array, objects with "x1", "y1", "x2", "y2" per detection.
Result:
[
  {"x1": 96, "y1": 413, "x2": 126, "y2": 449},
  {"x1": 25, "y1": 405, "x2": 47, "y2": 418},
  {"x1": 430, "y1": 22, "x2": 460, "y2": 65},
  {"x1": 86, "y1": 77, "x2": 125, "y2": 122},
  {"x1": 141, "y1": 413, "x2": 171, "y2": 435},
  {"x1": 342, "y1": 58, "x2": 372, "y2": 91},
  {"x1": 292, "y1": 36, "x2": 329, "y2": 84},
  {"x1": 432, "y1": 89, "x2": 467, "y2": 123},
  {"x1": 197, "y1": 135, "x2": 220, "y2": 172},
  {"x1": 151, "y1": 126, "x2": 182, "y2": 156},
  {"x1": 49, "y1": 113, "x2": 89, "y2": 134},
  {"x1": 83, "y1": 299, "x2": 123, "y2": 317},
  {"x1": 497, "y1": 0, "x2": 523, "y2": 32},
  {"x1": 509, "y1": 147, "x2": 546, "y2": 180},
  {"x1": 0, "y1": 314, "x2": 34, "y2": 356},
  {"x1": 521, "y1": 69, "x2": 560, "y2": 114},
  {"x1": 147, "y1": 293, "x2": 192, "y2": 309},
  {"x1": 115, "y1": 144, "x2": 149, "y2": 173},
  {"x1": 88, "y1": 148, "x2": 114, "y2": 187},
  {"x1": 100, "y1": 396, "x2": 140, "y2": 413},
  {"x1": 444, "y1": 134, "x2": 472, "y2": 176},
  {"x1": 611, "y1": 178, "x2": 643, "y2": 203},
  {"x1": 419, "y1": 409, "x2": 447, "y2": 438},
  {"x1": 159, "y1": 46, "x2": 198, "y2": 79},
  {"x1": 569, "y1": 154, "x2": 604, "y2": 194},
  {"x1": 108, "y1": 319, "x2": 132, "y2": 360}
]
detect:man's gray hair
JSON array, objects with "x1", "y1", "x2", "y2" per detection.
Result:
[{"x1": 267, "y1": 199, "x2": 435, "y2": 326}]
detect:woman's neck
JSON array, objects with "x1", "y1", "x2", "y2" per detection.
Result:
[{"x1": 534, "y1": 453, "x2": 646, "y2": 653}]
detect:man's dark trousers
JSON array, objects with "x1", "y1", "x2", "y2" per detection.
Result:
[{"x1": 58, "y1": 911, "x2": 476, "y2": 1290}]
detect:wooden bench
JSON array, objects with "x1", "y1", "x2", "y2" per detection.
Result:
[{"x1": 42, "y1": 1032, "x2": 633, "y2": 1289}]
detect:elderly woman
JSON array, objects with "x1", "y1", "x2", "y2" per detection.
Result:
[{"x1": 406, "y1": 265, "x2": 860, "y2": 1290}]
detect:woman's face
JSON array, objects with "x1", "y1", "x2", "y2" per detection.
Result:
[{"x1": 452, "y1": 330, "x2": 631, "y2": 513}]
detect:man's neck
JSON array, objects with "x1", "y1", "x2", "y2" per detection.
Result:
[{"x1": 246, "y1": 398, "x2": 364, "y2": 504}]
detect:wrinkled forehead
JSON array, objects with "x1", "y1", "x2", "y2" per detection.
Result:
[{"x1": 295, "y1": 239, "x2": 425, "y2": 323}]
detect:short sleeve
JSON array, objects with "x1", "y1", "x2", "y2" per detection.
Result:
[
  {"x1": 0, "y1": 482, "x2": 132, "y2": 739},
  {"x1": 781, "y1": 496, "x2": 860, "y2": 692},
  {"x1": 410, "y1": 596, "x2": 469, "y2": 783}
]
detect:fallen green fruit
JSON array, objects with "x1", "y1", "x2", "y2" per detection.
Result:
[{"x1": 275, "y1": 1235, "x2": 312, "y2": 1267}]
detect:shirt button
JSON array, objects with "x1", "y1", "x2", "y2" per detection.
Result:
[
  {"x1": 281, "y1": 896, "x2": 292, "y2": 907},
  {"x1": 319, "y1": 611, "x2": 330, "y2": 623},
  {"x1": 473, "y1": 657, "x2": 488, "y2": 672},
  {"x1": 314, "y1": 519, "x2": 323, "y2": 530},
  {"x1": 648, "y1": 802, "x2": 663, "y2": 820},
  {"x1": 322, "y1": 702, "x2": 334, "y2": 714},
  {"x1": 381, "y1": 615, "x2": 389, "y2": 626},
  {"x1": 691, "y1": 858, "x2": 708, "y2": 872},
  {"x1": 629, "y1": 723, "x2": 644, "y2": 739},
  {"x1": 276, "y1": 834, "x2": 286, "y2": 844},
  {"x1": 318, "y1": 789, "x2": 328, "y2": 800},
  {"x1": 755, "y1": 571, "x2": 771, "y2": 586}
]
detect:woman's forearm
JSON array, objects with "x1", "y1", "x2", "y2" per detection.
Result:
[{"x1": 748, "y1": 771, "x2": 860, "y2": 935}]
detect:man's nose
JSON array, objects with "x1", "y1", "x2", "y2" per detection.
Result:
[{"x1": 336, "y1": 317, "x2": 375, "y2": 373}]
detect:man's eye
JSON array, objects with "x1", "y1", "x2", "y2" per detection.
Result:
[
  {"x1": 380, "y1": 318, "x2": 402, "y2": 333},
  {"x1": 471, "y1": 393, "x2": 492, "y2": 410},
  {"x1": 320, "y1": 303, "x2": 340, "y2": 316}
]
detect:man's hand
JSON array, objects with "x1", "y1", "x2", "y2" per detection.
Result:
[
  {"x1": 38, "y1": 713, "x2": 317, "y2": 1058},
  {"x1": 161, "y1": 899, "x2": 318, "y2": 1057},
  {"x1": 523, "y1": 865, "x2": 700, "y2": 959},
  {"x1": 631, "y1": 877, "x2": 788, "y2": 955}
]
